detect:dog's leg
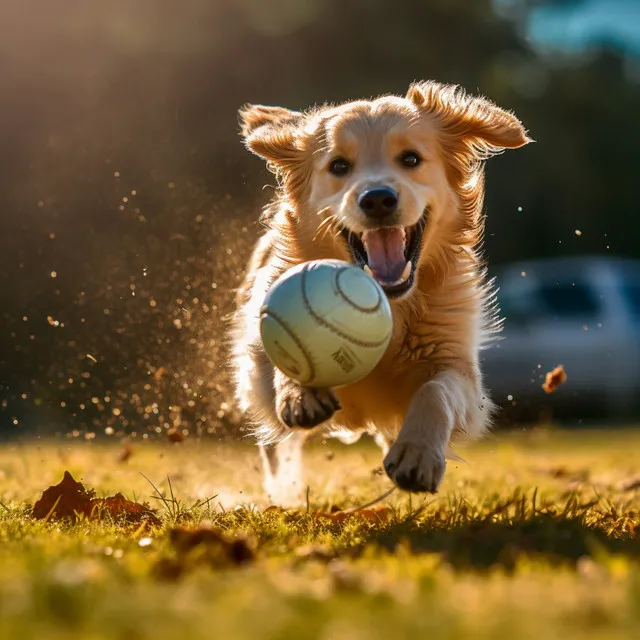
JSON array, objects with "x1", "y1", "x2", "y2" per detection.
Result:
[
  {"x1": 259, "y1": 430, "x2": 309, "y2": 505},
  {"x1": 235, "y1": 342, "x2": 337, "y2": 502},
  {"x1": 259, "y1": 442, "x2": 279, "y2": 491},
  {"x1": 384, "y1": 370, "x2": 485, "y2": 493},
  {"x1": 274, "y1": 369, "x2": 341, "y2": 429}
]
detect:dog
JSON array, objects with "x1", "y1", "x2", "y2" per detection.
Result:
[{"x1": 230, "y1": 81, "x2": 530, "y2": 504}]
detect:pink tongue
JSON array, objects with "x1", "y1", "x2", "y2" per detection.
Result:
[{"x1": 362, "y1": 228, "x2": 407, "y2": 284}]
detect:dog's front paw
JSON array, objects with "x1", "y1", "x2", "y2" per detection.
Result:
[
  {"x1": 276, "y1": 384, "x2": 340, "y2": 429},
  {"x1": 383, "y1": 441, "x2": 446, "y2": 493}
]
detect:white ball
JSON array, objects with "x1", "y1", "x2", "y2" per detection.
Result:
[{"x1": 260, "y1": 259, "x2": 393, "y2": 388}]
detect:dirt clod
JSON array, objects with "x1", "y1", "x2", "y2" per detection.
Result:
[{"x1": 542, "y1": 365, "x2": 567, "y2": 394}]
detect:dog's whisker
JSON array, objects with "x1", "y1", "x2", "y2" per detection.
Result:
[
  {"x1": 314, "y1": 210, "x2": 344, "y2": 243},
  {"x1": 313, "y1": 218, "x2": 337, "y2": 243},
  {"x1": 316, "y1": 214, "x2": 336, "y2": 232}
]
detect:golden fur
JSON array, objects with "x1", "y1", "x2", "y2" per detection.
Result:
[{"x1": 231, "y1": 81, "x2": 530, "y2": 504}]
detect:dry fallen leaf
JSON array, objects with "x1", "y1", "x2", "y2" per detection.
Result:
[
  {"x1": 263, "y1": 505, "x2": 287, "y2": 515},
  {"x1": 96, "y1": 494, "x2": 160, "y2": 525},
  {"x1": 542, "y1": 365, "x2": 567, "y2": 394},
  {"x1": 152, "y1": 558, "x2": 184, "y2": 581},
  {"x1": 32, "y1": 471, "x2": 95, "y2": 521},
  {"x1": 170, "y1": 525, "x2": 229, "y2": 551},
  {"x1": 153, "y1": 526, "x2": 256, "y2": 581},
  {"x1": 169, "y1": 525, "x2": 256, "y2": 565},
  {"x1": 32, "y1": 471, "x2": 160, "y2": 525}
]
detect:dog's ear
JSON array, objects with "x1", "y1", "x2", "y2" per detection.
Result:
[
  {"x1": 407, "y1": 81, "x2": 532, "y2": 160},
  {"x1": 238, "y1": 104, "x2": 306, "y2": 167}
]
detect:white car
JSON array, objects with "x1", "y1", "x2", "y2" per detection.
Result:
[{"x1": 482, "y1": 256, "x2": 640, "y2": 420}]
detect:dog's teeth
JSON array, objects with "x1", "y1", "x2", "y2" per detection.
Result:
[
  {"x1": 400, "y1": 261, "x2": 412, "y2": 282},
  {"x1": 363, "y1": 265, "x2": 374, "y2": 277}
]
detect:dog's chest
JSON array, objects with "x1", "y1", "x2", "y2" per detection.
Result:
[
  {"x1": 393, "y1": 319, "x2": 441, "y2": 364},
  {"x1": 400, "y1": 328, "x2": 437, "y2": 362}
]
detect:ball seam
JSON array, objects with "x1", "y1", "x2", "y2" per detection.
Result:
[
  {"x1": 334, "y1": 267, "x2": 382, "y2": 313},
  {"x1": 261, "y1": 308, "x2": 316, "y2": 385},
  {"x1": 300, "y1": 265, "x2": 391, "y2": 349}
]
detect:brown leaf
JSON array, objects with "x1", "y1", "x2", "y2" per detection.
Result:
[
  {"x1": 542, "y1": 365, "x2": 567, "y2": 394},
  {"x1": 169, "y1": 525, "x2": 256, "y2": 565},
  {"x1": 152, "y1": 558, "x2": 184, "y2": 581},
  {"x1": 32, "y1": 471, "x2": 160, "y2": 525},
  {"x1": 170, "y1": 525, "x2": 228, "y2": 551},
  {"x1": 314, "y1": 510, "x2": 351, "y2": 523},
  {"x1": 263, "y1": 505, "x2": 287, "y2": 515},
  {"x1": 32, "y1": 471, "x2": 95, "y2": 520},
  {"x1": 153, "y1": 527, "x2": 255, "y2": 581},
  {"x1": 94, "y1": 493, "x2": 161, "y2": 526},
  {"x1": 357, "y1": 507, "x2": 393, "y2": 523}
]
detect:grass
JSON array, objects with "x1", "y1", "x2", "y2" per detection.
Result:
[{"x1": 0, "y1": 427, "x2": 639, "y2": 639}]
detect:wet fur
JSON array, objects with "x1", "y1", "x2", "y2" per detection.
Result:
[{"x1": 230, "y1": 81, "x2": 530, "y2": 504}]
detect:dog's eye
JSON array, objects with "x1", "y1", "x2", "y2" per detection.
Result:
[
  {"x1": 400, "y1": 151, "x2": 422, "y2": 168},
  {"x1": 328, "y1": 158, "x2": 351, "y2": 176}
]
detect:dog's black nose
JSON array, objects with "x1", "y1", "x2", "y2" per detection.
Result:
[{"x1": 358, "y1": 187, "x2": 398, "y2": 219}]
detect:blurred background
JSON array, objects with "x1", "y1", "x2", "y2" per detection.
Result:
[{"x1": 0, "y1": 0, "x2": 639, "y2": 440}]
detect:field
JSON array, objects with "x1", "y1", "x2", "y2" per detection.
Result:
[{"x1": 1, "y1": 428, "x2": 639, "y2": 639}]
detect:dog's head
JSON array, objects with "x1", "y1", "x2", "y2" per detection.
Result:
[{"x1": 240, "y1": 82, "x2": 530, "y2": 299}]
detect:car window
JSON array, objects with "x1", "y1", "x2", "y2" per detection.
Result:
[
  {"x1": 497, "y1": 282, "x2": 539, "y2": 328},
  {"x1": 537, "y1": 281, "x2": 601, "y2": 319},
  {"x1": 499, "y1": 295, "x2": 529, "y2": 328},
  {"x1": 620, "y1": 280, "x2": 640, "y2": 319}
]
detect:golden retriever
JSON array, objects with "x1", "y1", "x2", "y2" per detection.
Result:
[{"x1": 231, "y1": 81, "x2": 530, "y2": 504}]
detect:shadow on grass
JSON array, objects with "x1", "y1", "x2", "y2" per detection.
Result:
[{"x1": 365, "y1": 492, "x2": 640, "y2": 571}]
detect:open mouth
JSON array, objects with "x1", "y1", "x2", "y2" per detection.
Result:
[{"x1": 340, "y1": 215, "x2": 427, "y2": 298}]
